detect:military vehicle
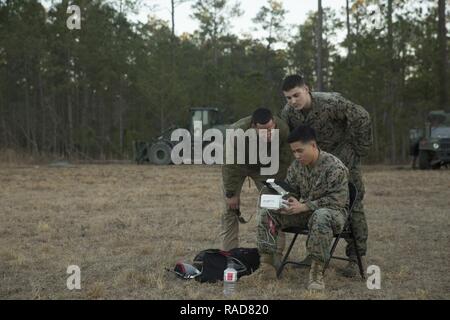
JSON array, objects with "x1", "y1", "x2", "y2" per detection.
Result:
[
  {"x1": 133, "y1": 107, "x2": 229, "y2": 165},
  {"x1": 409, "y1": 110, "x2": 450, "y2": 170}
]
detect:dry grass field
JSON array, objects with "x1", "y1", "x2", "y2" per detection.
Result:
[{"x1": 0, "y1": 161, "x2": 449, "y2": 300}]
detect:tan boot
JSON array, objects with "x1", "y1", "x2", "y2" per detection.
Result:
[
  {"x1": 341, "y1": 256, "x2": 365, "y2": 278},
  {"x1": 307, "y1": 260, "x2": 325, "y2": 290}
]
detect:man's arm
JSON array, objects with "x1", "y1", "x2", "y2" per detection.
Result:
[
  {"x1": 335, "y1": 94, "x2": 373, "y2": 157},
  {"x1": 280, "y1": 105, "x2": 293, "y2": 131},
  {"x1": 276, "y1": 116, "x2": 295, "y2": 175},
  {"x1": 221, "y1": 120, "x2": 251, "y2": 201},
  {"x1": 304, "y1": 165, "x2": 349, "y2": 212},
  {"x1": 222, "y1": 164, "x2": 246, "y2": 197},
  {"x1": 283, "y1": 163, "x2": 301, "y2": 199}
]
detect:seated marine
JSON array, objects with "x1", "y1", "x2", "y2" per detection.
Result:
[{"x1": 255, "y1": 125, "x2": 350, "y2": 290}]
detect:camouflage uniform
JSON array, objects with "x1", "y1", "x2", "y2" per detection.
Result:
[
  {"x1": 257, "y1": 151, "x2": 349, "y2": 263},
  {"x1": 221, "y1": 115, "x2": 293, "y2": 251},
  {"x1": 281, "y1": 92, "x2": 372, "y2": 257}
]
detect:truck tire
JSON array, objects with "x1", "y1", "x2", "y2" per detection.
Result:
[
  {"x1": 149, "y1": 142, "x2": 172, "y2": 165},
  {"x1": 418, "y1": 150, "x2": 431, "y2": 170},
  {"x1": 431, "y1": 162, "x2": 441, "y2": 170}
]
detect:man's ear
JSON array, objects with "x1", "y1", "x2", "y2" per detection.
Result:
[{"x1": 272, "y1": 118, "x2": 277, "y2": 129}]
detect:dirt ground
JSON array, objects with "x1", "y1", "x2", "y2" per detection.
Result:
[{"x1": 0, "y1": 162, "x2": 449, "y2": 300}]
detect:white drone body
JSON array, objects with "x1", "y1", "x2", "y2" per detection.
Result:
[{"x1": 260, "y1": 179, "x2": 290, "y2": 210}]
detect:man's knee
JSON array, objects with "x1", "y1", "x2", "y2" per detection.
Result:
[
  {"x1": 309, "y1": 208, "x2": 344, "y2": 235},
  {"x1": 256, "y1": 187, "x2": 279, "y2": 224},
  {"x1": 309, "y1": 208, "x2": 331, "y2": 228}
]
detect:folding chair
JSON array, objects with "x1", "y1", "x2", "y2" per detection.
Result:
[{"x1": 276, "y1": 182, "x2": 365, "y2": 279}]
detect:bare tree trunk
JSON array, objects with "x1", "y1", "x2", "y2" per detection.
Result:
[
  {"x1": 346, "y1": 0, "x2": 351, "y2": 56},
  {"x1": 38, "y1": 68, "x2": 46, "y2": 154},
  {"x1": 52, "y1": 87, "x2": 57, "y2": 156},
  {"x1": 119, "y1": 109, "x2": 124, "y2": 156},
  {"x1": 0, "y1": 87, "x2": 7, "y2": 148},
  {"x1": 24, "y1": 79, "x2": 33, "y2": 154},
  {"x1": 373, "y1": 110, "x2": 379, "y2": 162},
  {"x1": 160, "y1": 91, "x2": 165, "y2": 135},
  {"x1": 387, "y1": 0, "x2": 397, "y2": 164},
  {"x1": 82, "y1": 82, "x2": 89, "y2": 155},
  {"x1": 99, "y1": 93, "x2": 105, "y2": 159},
  {"x1": 399, "y1": 39, "x2": 407, "y2": 164},
  {"x1": 1, "y1": 119, "x2": 6, "y2": 148},
  {"x1": 92, "y1": 90, "x2": 98, "y2": 157},
  {"x1": 438, "y1": 0, "x2": 448, "y2": 110},
  {"x1": 118, "y1": 81, "x2": 125, "y2": 157},
  {"x1": 171, "y1": 0, "x2": 175, "y2": 38},
  {"x1": 67, "y1": 87, "x2": 74, "y2": 158},
  {"x1": 0, "y1": 80, "x2": 6, "y2": 148},
  {"x1": 169, "y1": 0, "x2": 177, "y2": 137},
  {"x1": 316, "y1": 0, "x2": 324, "y2": 91},
  {"x1": 390, "y1": 109, "x2": 396, "y2": 164},
  {"x1": 401, "y1": 133, "x2": 407, "y2": 164}
]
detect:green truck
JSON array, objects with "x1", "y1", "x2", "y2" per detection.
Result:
[
  {"x1": 133, "y1": 107, "x2": 229, "y2": 165},
  {"x1": 409, "y1": 110, "x2": 450, "y2": 170}
]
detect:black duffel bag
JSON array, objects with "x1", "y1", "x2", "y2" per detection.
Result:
[{"x1": 193, "y1": 248, "x2": 260, "y2": 283}]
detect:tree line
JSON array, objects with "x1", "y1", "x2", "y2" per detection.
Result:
[{"x1": 0, "y1": 0, "x2": 448, "y2": 163}]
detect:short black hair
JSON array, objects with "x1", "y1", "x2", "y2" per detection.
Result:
[
  {"x1": 287, "y1": 125, "x2": 317, "y2": 144},
  {"x1": 282, "y1": 74, "x2": 306, "y2": 92},
  {"x1": 252, "y1": 108, "x2": 273, "y2": 125}
]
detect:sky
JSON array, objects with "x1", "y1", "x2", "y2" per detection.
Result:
[
  {"x1": 131, "y1": 0, "x2": 348, "y2": 45},
  {"x1": 40, "y1": 0, "x2": 350, "y2": 49}
]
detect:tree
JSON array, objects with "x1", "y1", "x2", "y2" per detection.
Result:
[
  {"x1": 191, "y1": 0, "x2": 242, "y2": 60},
  {"x1": 190, "y1": 0, "x2": 242, "y2": 103},
  {"x1": 252, "y1": 0, "x2": 287, "y2": 101},
  {"x1": 0, "y1": 0, "x2": 445, "y2": 164},
  {"x1": 169, "y1": 0, "x2": 191, "y2": 38},
  {"x1": 252, "y1": 0, "x2": 286, "y2": 52},
  {"x1": 437, "y1": 0, "x2": 448, "y2": 110},
  {"x1": 288, "y1": 8, "x2": 341, "y2": 91},
  {"x1": 346, "y1": 0, "x2": 351, "y2": 55},
  {"x1": 316, "y1": 0, "x2": 324, "y2": 91}
]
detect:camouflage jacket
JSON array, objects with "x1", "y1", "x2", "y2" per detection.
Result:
[
  {"x1": 285, "y1": 151, "x2": 349, "y2": 214},
  {"x1": 281, "y1": 92, "x2": 372, "y2": 169},
  {"x1": 222, "y1": 115, "x2": 293, "y2": 195}
]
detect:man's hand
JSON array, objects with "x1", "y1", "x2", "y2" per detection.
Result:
[
  {"x1": 225, "y1": 196, "x2": 240, "y2": 210},
  {"x1": 280, "y1": 197, "x2": 310, "y2": 215}
]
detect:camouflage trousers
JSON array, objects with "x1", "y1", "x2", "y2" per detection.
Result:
[
  {"x1": 345, "y1": 167, "x2": 368, "y2": 257},
  {"x1": 220, "y1": 168, "x2": 286, "y2": 253},
  {"x1": 257, "y1": 203, "x2": 346, "y2": 263}
]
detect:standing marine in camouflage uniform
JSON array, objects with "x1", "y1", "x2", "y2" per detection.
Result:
[
  {"x1": 280, "y1": 75, "x2": 372, "y2": 277},
  {"x1": 221, "y1": 108, "x2": 293, "y2": 255},
  {"x1": 255, "y1": 125, "x2": 349, "y2": 290}
]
